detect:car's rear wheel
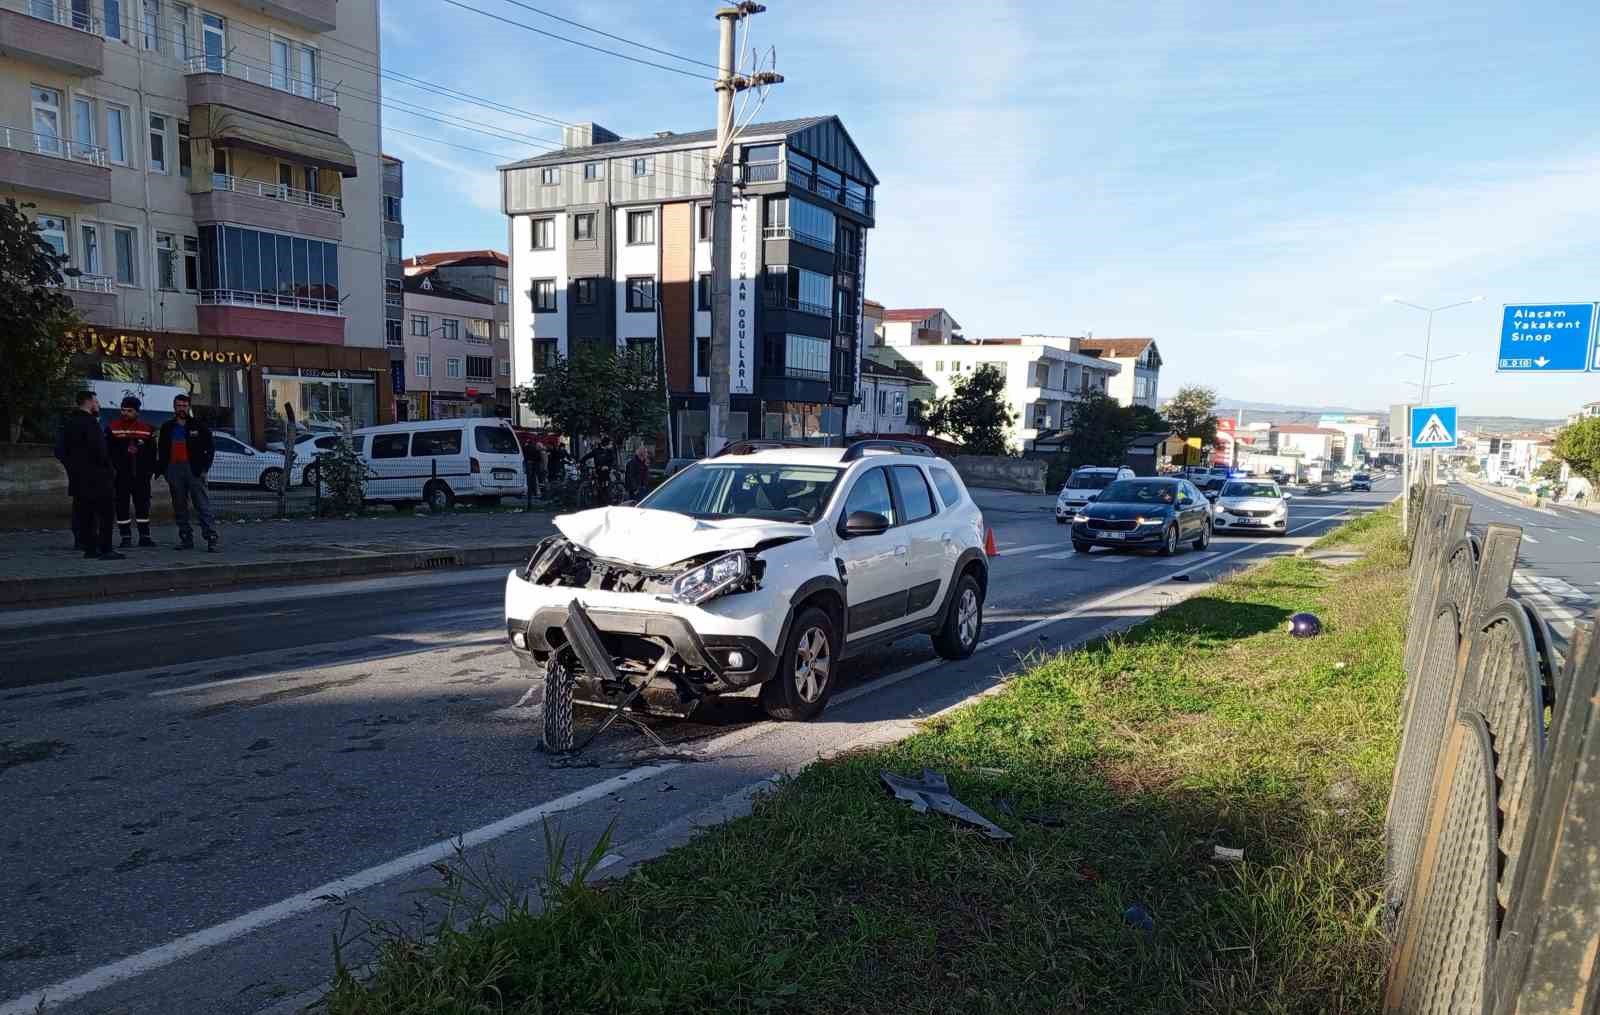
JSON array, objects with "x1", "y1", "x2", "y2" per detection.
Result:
[
  {"x1": 1193, "y1": 520, "x2": 1211, "y2": 551},
  {"x1": 761, "y1": 607, "x2": 836, "y2": 721},
  {"x1": 1159, "y1": 524, "x2": 1179, "y2": 556},
  {"x1": 1073, "y1": 540, "x2": 1092, "y2": 553},
  {"x1": 933, "y1": 573, "x2": 983, "y2": 660},
  {"x1": 424, "y1": 480, "x2": 455, "y2": 512}
]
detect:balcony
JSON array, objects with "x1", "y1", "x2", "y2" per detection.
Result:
[
  {"x1": 384, "y1": 292, "x2": 402, "y2": 308},
  {"x1": 784, "y1": 163, "x2": 874, "y2": 219},
  {"x1": 0, "y1": 125, "x2": 110, "y2": 202},
  {"x1": 0, "y1": 2, "x2": 103, "y2": 75},
  {"x1": 192, "y1": 172, "x2": 343, "y2": 240},
  {"x1": 763, "y1": 293, "x2": 830, "y2": 318},
  {"x1": 186, "y1": 55, "x2": 339, "y2": 138},
  {"x1": 53, "y1": 271, "x2": 116, "y2": 324},
  {"x1": 247, "y1": 0, "x2": 335, "y2": 33},
  {"x1": 196, "y1": 289, "x2": 344, "y2": 344}
]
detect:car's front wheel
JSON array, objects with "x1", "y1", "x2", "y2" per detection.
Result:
[
  {"x1": 259, "y1": 467, "x2": 284, "y2": 493},
  {"x1": 1073, "y1": 540, "x2": 1092, "y2": 554},
  {"x1": 933, "y1": 573, "x2": 983, "y2": 660},
  {"x1": 541, "y1": 655, "x2": 575, "y2": 752},
  {"x1": 761, "y1": 606, "x2": 837, "y2": 721}
]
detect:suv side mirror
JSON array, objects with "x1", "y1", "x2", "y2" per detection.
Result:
[{"x1": 842, "y1": 510, "x2": 890, "y2": 538}]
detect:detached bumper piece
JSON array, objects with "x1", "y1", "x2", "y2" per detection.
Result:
[{"x1": 554, "y1": 599, "x2": 671, "y2": 755}]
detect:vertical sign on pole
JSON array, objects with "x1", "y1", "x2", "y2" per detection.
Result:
[{"x1": 728, "y1": 195, "x2": 756, "y2": 396}]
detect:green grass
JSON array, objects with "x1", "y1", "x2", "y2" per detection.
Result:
[{"x1": 327, "y1": 507, "x2": 1409, "y2": 1015}]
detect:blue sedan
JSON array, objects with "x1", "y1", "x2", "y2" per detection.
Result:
[{"x1": 1069, "y1": 477, "x2": 1214, "y2": 556}]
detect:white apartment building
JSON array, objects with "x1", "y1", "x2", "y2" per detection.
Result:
[
  {"x1": 879, "y1": 306, "x2": 961, "y2": 347},
  {"x1": 2, "y1": 0, "x2": 388, "y2": 445},
  {"x1": 1078, "y1": 337, "x2": 1161, "y2": 408},
  {"x1": 1269, "y1": 424, "x2": 1342, "y2": 463},
  {"x1": 894, "y1": 336, "x2": 1119, "y2": 450},
  {"x1": 845, "y1": 358, "x2": 922, "y2": 436}
]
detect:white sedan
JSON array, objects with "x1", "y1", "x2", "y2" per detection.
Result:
[
  {"x1": 209, "y1": 433, "x2": 307, "y2": 491},
  {"x1": 1211, "y1": 479, "x2": 1290, "y2": 535}
]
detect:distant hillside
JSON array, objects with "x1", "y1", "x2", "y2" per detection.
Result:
[
  {"x1": 1458, "y1": 416, "x2": 1563, "y2": 435},
  {"x1": 1212, "y1": 397, "x2": 1559, "y2": 434}
]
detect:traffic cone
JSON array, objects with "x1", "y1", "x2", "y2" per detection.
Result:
[{"x1": 984, "y1": 527, "x2": 998, "y2": 557}]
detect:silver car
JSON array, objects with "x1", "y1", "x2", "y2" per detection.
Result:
[{"x1": 1212, "y1": 479, "x2": 1290, "y2": 535}]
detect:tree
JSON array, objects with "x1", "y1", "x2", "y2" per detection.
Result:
[
  {"x1": 1063, "y1": 391, "x2": 1133, "y2": 469},
  {"x1": 1553, "y1": 418, "x2": 1600, "y2": 485},
  {"x1": 1162, "y1": 385, "x2": 1219, "y2": 449},
  {"x1": 1127, "y1": 404, "x2": 1168, "y2": 435},
  {"x1": 519, "y1": 343, "x2": 666, "y2": 445},
  {"x1": 924, "y1": 364, "x2": 1015, "y2": 456},
  {"x1": 1534, "y1": 458, "x2": 1564, "y2": 483},
  {"x1": 0, "y1": 200, "x2": 79, "y2": 442}
]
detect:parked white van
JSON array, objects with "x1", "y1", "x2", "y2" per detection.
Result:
[{"x1": 355, "y1": 418, "x2": 527, "y2": 511}]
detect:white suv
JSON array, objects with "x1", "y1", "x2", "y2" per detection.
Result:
[{"x1": 504, "y1": 440, "x2": 990, "y2": 749}]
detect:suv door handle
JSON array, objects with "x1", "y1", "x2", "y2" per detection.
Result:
[{"x1": 894, "y1": 545, "x2": 908, "y2": 557}]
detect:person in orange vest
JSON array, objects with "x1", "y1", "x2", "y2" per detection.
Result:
[{"x1": 105, "y1": 396, "x2": 158, "y2": 548}]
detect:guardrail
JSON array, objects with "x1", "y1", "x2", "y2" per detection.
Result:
[
  {"x1": 1, "y1": 124, "x2": 108, "y2": 166},
  {"x1": 199, "y1": 289, "x2": 340, "y2": 315},
  {"x1": 184, "y1": 54, "x2": 338, "y2": 107},
  {"x1": 1382, "y1": 481, "x2": 1600, "y2": 1008},
  {"x1": 209, "y1": 172, "x2": 342, "y2": 213}
]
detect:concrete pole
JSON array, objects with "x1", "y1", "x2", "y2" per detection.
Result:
[{"x1": 706, "y1": 8, "x2": 739, "y2": 456}]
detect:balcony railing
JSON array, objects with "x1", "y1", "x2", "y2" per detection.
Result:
[
  {"x1": 1, "y1": 125, "x2": 108, "y2": 166},
  {"x1": 384, "y1": 293, "x2": 402, "y2": 307},
  {"x1": 762, "y1": 225, "x2": 790, "y2": 241},
  {"x1": 59, "y1": 271, "x2": 114, "y2": 292},
  {"x1": 464, "y1": 332, "x2": 492, "y2": 345},
  {"x1": 785, "y1": 163, "x2": 874, "y2": 217},
  {"x1": 210, "y1": 172, "x2": 343, "y2": 213},
  {"x1": 199, "y1": 289, "x2": 340, "y2": 315},
  {"x1": 385, "y1": 331, "x2": 404, "y2": 348},
  {"x1": 16, "y1": 0, "x2": 99, "y2": 33},
  {"x1": 185, "y1": 54, "x2": 338, "y2": 107},
  {"x1": 763, "y1": 294, "x2": 830, "y2": 318},
  {"x1": 784, "y1": 364, "x2": 830, "y2": 383},
  {"x1": 742, "y1": 160, "x2": 781, "y2": 183}
]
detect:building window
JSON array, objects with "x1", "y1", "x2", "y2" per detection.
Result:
[
  {"x1": 625, "y1": 337, "x2": 658, "y2": 372},
  {"x1": 496, "y1": 321, "x2": 509, "y2": 340},
  {"x1": 105, "y1": 103, "x2": 129, "y2": 165},
  {"x1": 101, "y1": 0, "x2": 119, "y2": 41},
  {"x1": 385, "y1": 319, "x2": 402, "y2": 348},
  {"x1": 582, "y1": 161, "x2": 603, "y2": 180},
  {"x1": 573, "y1": 277, "x2": 597, "y2": 306},
  {"x1": 763, "y1": 196, "x2": 787, "y2": 230},
  {"x1": 36, "y1": 214, "x2": 67, "y2": 259},
  {"x1": 182, "y1": 235, "x2": 198, "y2": 290},
  {"x1": 384, "y1": 236, "x2": 401, "y2": 260},
  {"x1": 768, "y1": 333, "x2": 830, "y2": 381},
  {"x1": 572, "y1": 212, "x2": 594, "y2": 240},
  {"x1": 177, "y1": 120, "x2": 191, "y2": 177},
  {"x1": 465, "y1": 318, "x2": 491, "y2": 341},
  {"x1": 383, "y1": 195, "x2": 401, "y2": 222},
  {"x1": 540, "y1": 166, "x2": 558, "y2": 186},
  {"x1": 789, "y1": 197, "x2": 836, "y2": 251},
  {"x1": 495, "y1": 284, "x2": 508, "y2": 304},
  {"x1": 141, "y1": 0, "x2": 158, "y2": 49},
  {"x1": 532, "y1": 339, "x2": 558, "y2": 372},
  {"x1": 112, "y1": 226, "x2": 138, "y2": 285},
  {"x1": 625, "y1": 276, "x2": 655, "y2": 312},
  {"x1": 632, "y1": 156, "x2": 652, "y2": 177},
  {"x1": 698, "y1": 203, "x2": 712, "y2": 241},
  {"x1": 1134, "y1": 376, "x2": 1150, "y2": 399},
  {"x1": 695, "y1": 336, "x2": 709, "y2": 378},
  {"x1": 445, "y1": 357, "x2": 463, "y2": 379},
  {"x1": 499, "y1": 358, "x2": 511, "y2": 377},
  {"x1": 155, "y1": 231, "x2": 178, "y2": 290},
  {"x1": 763, "y1": 265, "x2": 831, "y2": 317},
  {"x1": 466, "y1": 355, "x2": 493, "y2": 380},
  {"x1": 173, "y1": 2, "x2": 192, "y2": 59},
  {"x1": 697, "y1": 273, "x2": 711, "y2": 311},
  {"x1": 147, "y1": 113, "x2": 168, "y2": 173},
  {"x1": 893, "y1": 391, "x2": 905, "y2": 417},
  {"x1": 411, "y1": 314, "x2": 429, "y2": 336},
  {"x1": 530, "y1": 278, "x2": 556, "y2": 312},
  {"x1": 200, "y1": 11, "x2": 224, "y2": 70},
  {"x1": 531, "y1": 217, "x2": 554, "y2": 250},
  {"x1": 415, "y1": 354, "x2": 430, "y2": 377},
  {"x1": 626, "y1": 209, "x2": 655, "y2": 245},
  {"x1": 440, "y1": 318, "x2": 459, "y2": 340},
  {"x1": 71, "y1": 94, "x2": 94, "y2": 158},
  {"x1": 935, "y1": 360, "x2": 944, "y2": 372}
]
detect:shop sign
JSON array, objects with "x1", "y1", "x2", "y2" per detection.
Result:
[{"x1": 67, "y1": 330, "x2": 256, "y2": 366}]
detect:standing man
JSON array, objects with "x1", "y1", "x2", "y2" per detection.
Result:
[
  {"x1": 54, "y1": 405, "x2": 85, "y2": 552},
  {"x1": 106, "y1": 396, "x2": 157, "y2": 547},
  {"x1": 155, "y1": 393, "x2": 219, "y2": 552},
  {"x1": 62, "y1": 390, "x2": 122, "y2": 560},
  {"x1": 625, "y1": 444, "x2": 652, "y2": 500}
]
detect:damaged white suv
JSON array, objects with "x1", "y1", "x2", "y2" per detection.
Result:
[{"x1": 505, "y1": 440, "x2": 989, "y2": 748}]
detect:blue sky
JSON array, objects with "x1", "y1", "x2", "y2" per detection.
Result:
[{"x1": 377, "y1": 0, "x2": 1600, "y2": 419}]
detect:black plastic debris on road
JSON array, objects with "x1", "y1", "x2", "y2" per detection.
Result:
[{"x1": 880, "y1": 769, "x2": 1013, "y2": 840}]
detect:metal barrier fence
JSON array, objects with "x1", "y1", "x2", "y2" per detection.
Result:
[{"x1": 1384, "y1": 480, "x2": 1600, "y2": 1011}]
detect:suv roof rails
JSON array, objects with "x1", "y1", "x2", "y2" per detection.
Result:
[
  {"x1": 711, "y1": 439, "x2": 815, "y2": 458},
  {"x1": 840, "y1": 439, "x2": 936, "y2": 463}
]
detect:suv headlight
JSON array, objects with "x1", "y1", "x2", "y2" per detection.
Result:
[{"x1": 671, "y1": 551, "x2": 750, "y2": 605}]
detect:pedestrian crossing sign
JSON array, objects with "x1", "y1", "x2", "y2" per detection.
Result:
[{"x1": 1409, "y1": 405, "x2": 1458, "y2": 449}]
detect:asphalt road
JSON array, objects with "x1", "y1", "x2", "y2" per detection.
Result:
[{"x1": 0, "y1": 480, "x2": 1397, "y2": 1014}]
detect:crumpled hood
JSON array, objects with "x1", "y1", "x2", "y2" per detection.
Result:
[
  {"x1": 553, "y1": 506, "x2": 811, "y2": 569},
  {"x1": 1218, "y1": 497, "x2": 1284, "y2": 512}
]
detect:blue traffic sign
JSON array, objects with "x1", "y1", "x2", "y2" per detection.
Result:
[
  {"x1": 1410, "y1": 405, "x2": 1458, "y2": 449},
  {"x1": 1497, "y1": 303, "x2": 1595, "y2": 372}
]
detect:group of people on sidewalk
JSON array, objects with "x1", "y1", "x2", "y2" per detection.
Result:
[
  {"x1": 58, "y1": 390, "x2": 221, "y2": 560},
  {"x1": 519, "y1": 433, "x2": 656, "y2": 506}
]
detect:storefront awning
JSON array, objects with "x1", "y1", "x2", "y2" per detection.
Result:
[{"x1": 191, "y1": 104, "x2": 358, "y2": 178}]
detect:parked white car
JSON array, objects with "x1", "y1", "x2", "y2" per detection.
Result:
[
  {"x1": 208, "y1": 433, "x2": 307, "y2": 491},
  {"x1": 1055, "y1": 466, "x2": 1135, "y2": 522},
  {"x1": 504, "y1": 440, "x2": 990, "y2": 748},
  {"x1": 1211, "y1": 479, "x2": 1290, "y2": 534},
  {"x1": 356, "y1": 418, "x2": 527, "y2": 511}
]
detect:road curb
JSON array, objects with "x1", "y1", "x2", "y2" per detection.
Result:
[{"x1": 0, "y1": 543, "x2": 533, "y2": 608}]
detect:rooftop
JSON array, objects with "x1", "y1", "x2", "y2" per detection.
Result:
[
  {"x1": 883, "y1": 307, "x2": 947, "y2": 323},
  {"x1": 1078, "y1": 337, "x2": 1156, "y2": 358},
  {"x1": 499, "y1": 115, "x2": 839, "y2": 170},
  {"x1": 403, "y1": 274, "x2": 494, "y2": 305},
  {"x1": 404, "y1": 250, "x2": 508, "y2": 269},
  {"x1": 1272, "y1": 424, "x2": 1343, "y2": 436}
]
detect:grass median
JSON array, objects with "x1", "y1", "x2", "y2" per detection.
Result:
[{"x1": 328, "y1": 506, "x2": 1408, "y2": 1015}]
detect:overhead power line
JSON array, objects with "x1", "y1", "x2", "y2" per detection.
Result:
[
  {"x1": 433, "y1": 0, "x2": 719, "y2": 80},
  {"x1": 491, "y1": 0, "x2": 718, "y2": 70}
]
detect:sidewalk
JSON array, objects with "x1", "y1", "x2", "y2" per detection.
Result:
[{"x1": 0, "y1": 507, "x2": 556, "y2": 608}]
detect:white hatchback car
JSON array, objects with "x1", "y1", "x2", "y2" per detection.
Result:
[
  {"x1": 1212, "y1": 478, "x2": 1290, "y2": 534},
  {"x1": 505, "y1": 440, "x2": 990, "y2": 748},
  {"x1": 1055, "y1": 466, "x2": 1136, "y2": 521}
]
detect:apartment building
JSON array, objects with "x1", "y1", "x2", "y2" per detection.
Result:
[
  {"x1": 1269, "y1": 424, "x2": 1344, "y2": 463},
  {"x1": 894, "y1": 336, "x2": 1119, "y2": 450},
  {"x1": 879, "y1": 306, "x2": 961, "y2": 347},
  {"x1": 498, "y1": 116, "x2": 877, "y2": 456},
  {"x1": 845, "y1": 358, "x2": 924, "y2": 436},
  {"x1": 1078, "y1": 337, "x2": 1161, "y2": 408},
  {"x1": 400, "y1": 270, "x2": 507, "y2": 420},
  {"x1": 403, "y1": 250, "x2": 512, "y2": 417},
  {"x1": 2, "y1": 0, "x2": 387, "y2": 445},
  {"x1": 381, "y1": 153, "x2": 402, "y2": 409}
]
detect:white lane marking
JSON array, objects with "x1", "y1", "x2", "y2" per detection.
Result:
[
  {"x1": 1523, "y1": 534, "x2": 1539, "y2": 544},
  {"x1": 0, "y1": 764, "x2": 676, "y2": 1015},
  {"x1": 994, "y1": 542, "x2": 1058, "y2": 557},
  {"x1": 1040, "y1": 549, "x2": 1076, "y2": 560},
  {"x1": 1570, "y1": 536, "x2": 1586, "y2": 543}
]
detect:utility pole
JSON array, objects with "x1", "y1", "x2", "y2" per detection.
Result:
[{"x1": 708, "y1": 2, "x2": 780, "y2": 455}]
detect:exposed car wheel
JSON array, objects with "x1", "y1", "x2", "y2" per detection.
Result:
[
  {"x1": 1159, "y1": 524, "x2": 1179, "y2": 556},
  {"x1": 424, "y1": 480, "x2": 456, "y2": 512},
  {"x1": 760, "y1": 606, "x2": 836, "y2": 721},
  {"x1": 540, "y1": 655, "x2": 575, "y2": 752},
  {"x1": 933, "y1": 573, "x2": 983, "y2": 660},
  {"x1": 259, "y1": 467, "x2": 284, "y2": 493},
  {"x1": 1073, "y1": 540, "x2": 1092, "y2": 553},
  {"x1": 1193, "y1": 520, "x2": 1211, "y2": 551},
  {"x1": 302, "y1": 463, "x2": 319, "y2": 489}
]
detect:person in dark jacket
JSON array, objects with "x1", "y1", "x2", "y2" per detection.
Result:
[
  {"x1": 106, "y1": 396, "x2": 158, "y2": 548},
  {"x1": 624, "y1": 445, "x2": 652, "y2": 499},
  {"x1": 62, "y1": 390, "x2": 123, "y2": 560},
  {"x1": 579, "y1": 436, "x2": 618, "y2": 506},
  {"x1": 545, "y1": 441, "x2": 567, "y2": 485},
  {"x1": 54, "y1": 412, "x2": 86, "y2": 551},
  {"x1": 155, "y1": 393, "x2": 219, "y2": 552}
]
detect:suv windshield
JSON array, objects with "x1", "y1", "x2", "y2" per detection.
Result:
[
  {"x1": 1066, "y1": 470, "x2": 1118, "y2": 490},
  {"x1": 639, "y1": 463, "x2": 843, "y2": 523},
  {"x1": 1099, "y1": 480, "x2": 1177, "y2": 505},
  {"x1": 1222, "y1": 482, "x2": 1281, "y2": 498}
]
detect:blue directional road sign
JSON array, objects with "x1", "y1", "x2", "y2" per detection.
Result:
[
  {"x1": 1497, "y1": 303, "x2": 1595, "y2": 372},
  {"x1": 1410, "y1": 405, "x2": 1458, "y2": 449}
]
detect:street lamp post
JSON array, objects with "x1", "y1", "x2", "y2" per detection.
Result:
[{"x1": 1389, "y1": 296, "x2": 1482, "y2": 524}]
